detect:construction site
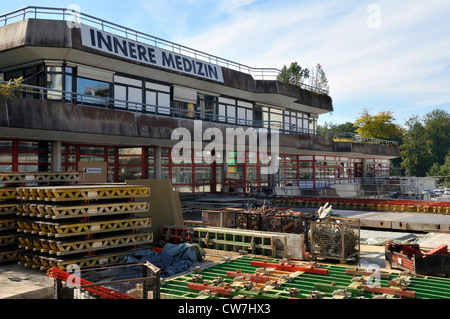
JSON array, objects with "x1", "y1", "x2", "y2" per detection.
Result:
[
  {"x1": 0, "y1": 171, "x2": 449, "y2": 302},
  {"x1": 0, "y1": 7, "x2": 449, "y2": 305}
]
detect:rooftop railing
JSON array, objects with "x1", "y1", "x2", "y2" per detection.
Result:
[
  {"x1": 0, "y1": 6, "x2": 329, "y2": 95},
  {"x1": 0, "y1": 81, "x2": 398, "y2": 145}
]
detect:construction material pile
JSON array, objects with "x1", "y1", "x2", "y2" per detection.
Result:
[
  {"x1": 236, "y1": 203, "x2": 311, "y2": 234},
  {"x1": 385, "y1": 240, "x2": 450, "y2": 275},
  {"x1": 309, "y1": 217, "x2": 360, "y2": 263}
]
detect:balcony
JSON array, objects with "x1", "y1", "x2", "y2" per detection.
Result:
[{"x1": 0, "y1": 81, "x2": 398, "y2": 147}]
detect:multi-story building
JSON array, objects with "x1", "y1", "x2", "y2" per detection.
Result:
[{"x1": 0, "y1": 7, "x2": 400, "y2": 195}]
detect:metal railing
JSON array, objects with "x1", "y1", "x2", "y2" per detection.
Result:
[
  {"x1": 0, "y1": 6, "x2": 329, "y2": 94},
  {"x1": 0, "y1": 81, "x2": 398, "y2": 145}
]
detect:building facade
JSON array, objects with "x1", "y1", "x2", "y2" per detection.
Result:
[{"x1": 0, "y1": 7, "x2": 400, "y2": 194}]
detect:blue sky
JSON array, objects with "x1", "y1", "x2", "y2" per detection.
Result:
[{"x1": 2, "y1": 1, "x2": 449, "y2": 126}]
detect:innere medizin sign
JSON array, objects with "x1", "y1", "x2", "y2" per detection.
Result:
[{"x1": 80, "y1": 25, "x2": 224, "y2": 83}]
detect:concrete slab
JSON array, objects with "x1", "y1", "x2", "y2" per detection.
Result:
[
  {"x1": 335, "y1": 209, "x2": 450, "y2": 232},
  {"x1": 418, "y1": 232, "x2": 450, "y2": 250},
  {"x1": 0, "y1": 263, "x2": 53, "y2": 299}
]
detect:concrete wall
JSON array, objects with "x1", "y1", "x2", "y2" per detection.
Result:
[
  {"x1": 0, "y1": 97, "x2": 400, "y2": 158},
  {"x1": 0, "y1": 19, "x2": 333, "y2": 113}
]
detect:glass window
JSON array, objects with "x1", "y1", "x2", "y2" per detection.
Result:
[
  {"x1": 118, "y1": 148, "x2": 142, "y2": 155},
  {"x1": 270, "y1": 108, "x2": 283, "y2": 130},
  {"x1": 197, "y1": 94, "x2": 216, "y2": 120},
  {"x1": 80, "y1": 146, "x2": 105, "y2": 154},
  {"x1": 118, "y1": 166, "x2": 142, "y2": 181},
  {"x1": 195, "y1": 166, "x2": 212, "y2": 184},
  {"x1": 172, "y1": 166, "x2": 192, "y2": 184},
  {"x1": 77, "y1": 77, "x2": 110, "y2": 106},
  {"x1": 47, "y1": 73, "x2": 63, "y2": 100},
  {"x1": 0, "y1": 153, "x2": 12, "y2": 163},
  {"x1": 118, "y1": 156, "x2": 142, "y2": 165},
  {"x1": 0, "y1": 165, "x2": 12, "y2": 171},
  {"x1": 80, "y1": 155, "x2": 105, "y2": 162},
  {"x1": 0, "y1": 141, "x2": 12, "y2": 150}
]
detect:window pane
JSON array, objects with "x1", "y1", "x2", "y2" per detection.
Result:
[
  {"x1": 118, "y1": 156, "x2": 142, "y2": 165},
  {"x1": 118, "y1": 166, "x2": 142, "y2": 182},
  {"x1": 195, "y1": 166, "x2": 211, "y2": 184},
  {"x1": 78, "y1": 77, "x2": 110, "y2": 105},
  {"x1": 0, "y1": 141, "x2": 12, "y2": 150},
  {"x1": 80, "y1": 146, "x2": 104, "y2": 154},
  {"x1": 0, "y1": 153, "x2": 12, "y2": 162},
  {"x1": 172, "y1": 166, "x2": 192, "y2": 184},
  {"x1": 18, "y1": 153, "x2": 38, "y2": 163},
  {"x1": 118, "y1": 148, "x2": 142, "y2": 155},
  {"x1": 47, "y1": 73, "x2": 63, "y2": 100},
  {"x1": 80, "y1": 155, "x2": 105, "y2": 162}
]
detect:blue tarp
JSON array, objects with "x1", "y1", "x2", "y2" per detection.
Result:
[
  {"x1": 118, "y1": 243, "x2": 201, "y2": 278},
  {"x1": 81, "y1": 243, "x2": 203, "y2": 284}
]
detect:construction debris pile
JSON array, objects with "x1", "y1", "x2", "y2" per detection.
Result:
[
  {"x1": 309, "y1": 217, "x2": 360, "y2": 263},
  {"x1": 235, "y1": 203, "x2": 313, "y2": 234},
  {"x1": 385, "y1": 240, "x2": 450, "y2": 276},
  {"x1": 47, "y1": 261, "x2": 161, "y2": 299}
]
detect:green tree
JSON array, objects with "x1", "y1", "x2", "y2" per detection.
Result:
[
  {"x1": 277, "y1": 61, "x2": 310, "y2": 85},
  {"x1": 422, "y1": 109, "x2": 450, "y2": 166},
  {"x1": 353, "y1": 109, "x2": 404, "y2": 143},
  {"x1": 0, "y1": 76, "x2": 24, "y2": 101},
  {"x1": 400, "y1": 109, "x2": 450, "y2": 177},
  {"x1": 308, "y1": 63, "x2": 329, "y2": 93},
  {"x1": 427, "y1": 150, "x2": 450, "y2": 186},
  {"x1": 1, "y1": 76, "x2": 24, "y2": 125},
  {"x1": 400, "y1": 116, "x2": 430, "y2": 176}
]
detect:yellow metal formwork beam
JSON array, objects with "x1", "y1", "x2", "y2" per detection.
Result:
[
  {"x1": 0, "y1": 218, "x2": 18, "y2": 231},
  {"x1": 0, "y1": 203, "x2": 19, "y2": 215},
  {"x1": 17, "y1": 217, "x2": 152, "y2": 237},
  {"x1": 16, "y1": 185, "x2": 150, "y2": 201},
  {"x1": 18, "y1": 232, "x2": 153, "y2": 255},
  {"x1": 0, "y1": 249, "x2": 25, "y2": 264},
  {"x1": 0, "y1": 232, "x2": 21, "y2": 246},
  {"x1": 16, "y1": 201, "x2": 149, "y2": 219},
  {"x1": 18, "y1": 250, "x2": 131, "y2": 270},
  {"x1": 0, "y1": 172, "x2": 81, "y2": 184},
  {"x1": 0, "y1": 188, "x2": 19, "y2": 200}
]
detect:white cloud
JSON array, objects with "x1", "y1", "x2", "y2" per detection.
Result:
[{"x1": 134, "y1": 0, "x2": 450, "y2": 124}]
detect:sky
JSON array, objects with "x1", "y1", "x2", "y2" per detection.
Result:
[{"x1": 2, "y1": 0, "x2": 449, "y2": 127}]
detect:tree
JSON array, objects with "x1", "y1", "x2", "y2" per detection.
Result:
[
  {"x1": 427, "y1": 150, "x2": 450, "y2": 186},
  {"x1": 308, "y1": 63, "x2": 329, "y2": 93},
  {"x1": 0, "y1": 76, "x2": 24, "y2": 101},
  {"x1": 277, "y1": 61, "x2": 310, "y2": 85},
  {"x1": 318, "y1": 121, "x2": 357, "y2": 134},
  {"x1": 400, "y1": 116, "x2": 430, "y2": 177},
  {"x1": 400, "y1": 109, "x2": 450, "y2": 177},
  {"x1": 353, "y1": 109, "x2": 404, "y2": 143},
  {"x1": 422, "y1": 109, "x2": 450, "y2": 166},
  {"x1": 1, "y1": 76, "x2": 24, "y2": 125}
]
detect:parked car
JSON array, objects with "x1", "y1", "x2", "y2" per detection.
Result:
[
  {"x1": 444, "y1": 188, "x2": 450, "y2": 195},
  {"x1": 434, "y1": 189, "x2": 444, "y2": 197}
]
